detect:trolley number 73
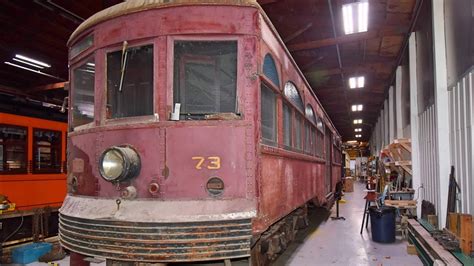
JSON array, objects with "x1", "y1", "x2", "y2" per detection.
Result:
[{"x1": 192, "y1": 156, "x2": 221, "y2": 170}]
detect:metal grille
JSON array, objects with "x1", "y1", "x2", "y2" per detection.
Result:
[{"x1": 59, "y1": 214, "x2": 252, "y2": 262}]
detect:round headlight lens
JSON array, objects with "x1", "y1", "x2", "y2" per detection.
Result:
[
  {"x1": 101, "y1": 149, "x2": 125, "y2": 181},
  {"x1": 99, "y1": 146, "x2": 140, "y2": 182}
]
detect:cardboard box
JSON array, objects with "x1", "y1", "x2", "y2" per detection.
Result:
[{"x1": 344, "y1": 177, "x2": 354, "y2": 192}]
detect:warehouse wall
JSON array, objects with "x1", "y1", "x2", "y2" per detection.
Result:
[
  {"x1": 370, "y1": 0, "x2": 474, "y2": 226},
  {"x1": 444, "y1": 0, "x2": 474, "y2": 86},
  {"x1": 445, "y1": 0, "x2": 474, "y2": 216}
]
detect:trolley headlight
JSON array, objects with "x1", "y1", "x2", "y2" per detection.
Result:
[{"x1": 99, "y1": 146, "x2": 141, "y2": 182}]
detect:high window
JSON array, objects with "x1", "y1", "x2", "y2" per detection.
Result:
[
  {"x1": 283, "y1": 82, "x2": 304, "y2": 151},
  {"x1": 0, "y1": 125, "x2": 27, "y2": 174},
  {"x1": 263, "y1": 54, "x2": 280, "y2": 87},
  {"x1": 173, "y1": 41, "x2": 237, "y2": 119},
  {"x1": 33, "y1": 129, "x2": 62, "y2": 173},
  {"x1": 284, "y1": 82, "x2": 304, "y2": 112},
  {"x1": 261, "y1": 84, "x2": 277, "y2": 144},
  {"x1": 72, "y1": 56, "x2": 95, "y2": 128},
  {"x1": 107, "y1": 45, "x2": 154, "y2": 119}
]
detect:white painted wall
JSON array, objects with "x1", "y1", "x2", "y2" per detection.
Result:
[{"x1": 409, "y1": 32, "x2": 422, "y2": 219}]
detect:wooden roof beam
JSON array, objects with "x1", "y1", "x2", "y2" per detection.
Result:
[
  {"x1": 288, "y1": 28, "x2": 406, "y2": 51},
  {"x1": 284, "y1": 23, "x2": 313, "y2": 43},
  {"x1": 27, "y1": 82, "x2": 68, "y2": 93}
]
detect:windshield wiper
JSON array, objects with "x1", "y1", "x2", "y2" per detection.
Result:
[{"x1": 118, "y1": 40, "x2": 129, "y2": 92}]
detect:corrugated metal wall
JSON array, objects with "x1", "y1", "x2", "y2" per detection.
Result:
[
  {"x1": 418, "y1": 104, "x2": 440, "y2": 213},
  {"x1": 448, "y1": 67, "x2": 474, "y2": 215}
]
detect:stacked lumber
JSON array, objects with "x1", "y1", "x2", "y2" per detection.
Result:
[
  {"x1": 382, "y1": 138, "x2": 412, "y2": 175},
  {"x1": 384, "y1": 200, "x2": 417, "y2": 208},
  {"x1": 407, "y1": 219, "x2": 462, "y2": 265}
]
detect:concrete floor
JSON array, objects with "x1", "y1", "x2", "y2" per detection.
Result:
[
  {"x1": 26, "y1": 181, "x2": 421, "y2": 266},
  {"x1": 274, "y1": 181, "x2": 422, "y2": 266}
]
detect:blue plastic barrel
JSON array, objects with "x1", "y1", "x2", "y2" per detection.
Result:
[{"x1": 369, "y1": 206, "x2": 396, "y2": 243}]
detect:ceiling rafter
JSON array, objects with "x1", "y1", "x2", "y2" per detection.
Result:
[{"x1": 288, "y1": 27, "x2": 406, "y2": 52}]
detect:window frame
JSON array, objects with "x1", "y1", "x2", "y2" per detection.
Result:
[
  {"x1": 170, "y1": 36, "x2": 241, "y2": 121},
  {"x1": 70, "y1": 54, "x2": 96, "y2": 131},
  {"x1": 103, "y1": 40, "x2": 156, "y2": 124},
  {"x1": 283, "y1": 81, "x2": 305, "y2": 113},
  {"x1": 0, "y1": 124, "x2": 28, "y2": 175},
  {"x1": 260, "y1": 81, "x2": 279, "y2": 146},
  {"x1": 262, "y1": 53, "x2": 280, "y2": 88},
  {"x1": 282, "y1": 81, "x2": 306, "y2": 151},
  {"x1": 282, "y1": 101, "x2": 293, "y2": 149},
  {"x1": 32, "y1": 128, "x2": 62, "y2": 174},
  {"x1": 304, "y1": 104, "x2": 317, "y2": 156}
]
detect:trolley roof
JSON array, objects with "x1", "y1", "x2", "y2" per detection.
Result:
[{"x1": 69, "y1": 0, "x2": 260, "y2": 45}]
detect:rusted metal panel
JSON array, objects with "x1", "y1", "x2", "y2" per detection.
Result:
[
  {"x1": 60, "y1": 195, "x2": 255, "y2": 223},
  {"x1": 90, "y1": 6, "x2": 258, "y2": 50},
  {"x1": 254, "y1": 152, "x2": 325, "y2": 233},
  {"x1": 166, "y1": 125, "x2": 249, "y2": 199}
]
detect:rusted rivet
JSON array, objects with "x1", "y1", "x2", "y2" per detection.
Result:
[{"x1": 149, "y1": 183, "x2": 160, "y2": 195}]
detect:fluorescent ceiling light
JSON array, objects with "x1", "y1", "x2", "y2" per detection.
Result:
[
  {"x1": 349, "y1": 77, "x2": 357, "y2": 89},
  {"x1": 347, "y1": 140, "x2": 358, "y2": 144},
  {"x1": 358, "y1": 2, "x2": 369, "y2": 32},
  {"x1": 342, "y1": 4, "x2": 353, "y2": 34},
  {"x1": 357, "y1": 76, "x2": 365, "y2": 88},
  {"x1": 15, "y1": 54, "x2": 51, "y2": 68},
  {"x1": 4, "y1": 61, "x2": 62, "y2": 80},
  {"x1": 12, "y1": 58, "x2": 44, "y2": 69},
  {"x1": 355, "y1": 128, "x2": 362, "y2": 132},
  {"x1": 342, "y1": 1, "x2": 369, "y2": 35},
  {"x1": 353, "y1": 119, "x2": 362, "y2": 124},
  {"x1": 349, "y1": 76, "x2": 365, "y2": 89},
  {"x1": 87, "y1": 62, "x2": 95, "y2": 67},
  {"x1": 351, "y1": 104, "x2": 363, "y2": 112}
]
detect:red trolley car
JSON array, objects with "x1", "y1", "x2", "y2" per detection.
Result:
[{"x1": 60, "y1": 0, "x2": 342, "y2": 263}]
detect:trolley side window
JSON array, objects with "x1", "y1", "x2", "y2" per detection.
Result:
[
  {"x1": 72, "y1": 57, "x2": 95, "y2": 128},
  {"x1": 0, "y1": 125, "x2": 27, "y2": 174},
  {"x1": 107, "y1": 45, "x2": 154, "y2": 119},
  {"x1": 261, "y1": 84, "x2": 277, "y2": 144},
  {"x1": 263, "y1": 54, "x2": 280, "y2": 87},
  {"x1": 316, "y1": 116, "x2": 325, "y2": 157},
  {"x1": 294, "y1": 114, "x2": 303, "y2": 151},
  {"x1": 173, "y1": 41, "x2": 237, "y2": 119},
  {"x1": 284, "y1": 82, "x2": 304, "y2": 112},
  {"x1": 305, "y1": 105, "x2": 317, "y2": 156},
  {"x1": 283, "y1": 103, "x2": 292, "y2": 149},
  {"x1": 283, "y1": 81, "x2": 304, "y2": 151},
  {"x1": 33, "y1": 129, "x2": 62, "y2": 173}
]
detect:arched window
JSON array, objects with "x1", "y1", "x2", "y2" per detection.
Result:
[
  {"x1": 316, "y1": 115, "x2": 325, "y2": 132},
  {"x1": 305, "y1": 104, "x2": 316, "y2": 125},
  {"x1": 284, "y1": 82, "x2": 304, "y2": 112},
  {"x1": 263, "y1": 54, "x2": 280, "y2": 87}
]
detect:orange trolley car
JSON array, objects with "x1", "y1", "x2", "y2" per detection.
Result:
[{"x1": 0, "y1": 112, "x2": 67, "y2": 245}]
